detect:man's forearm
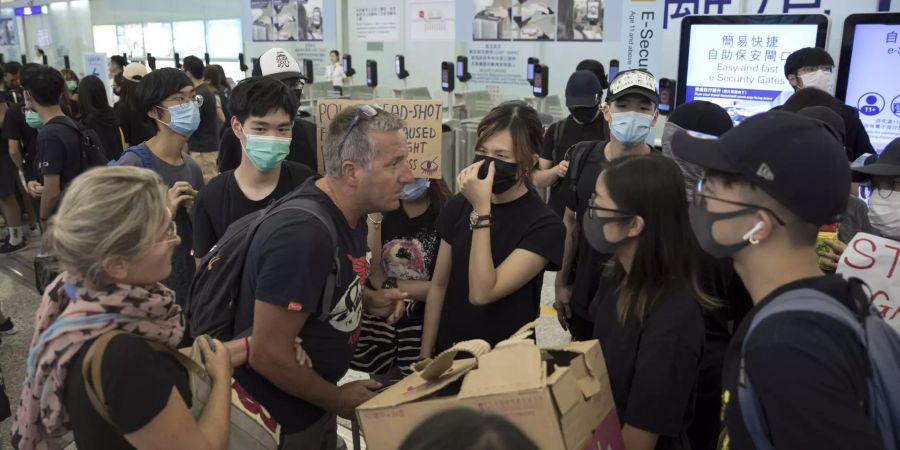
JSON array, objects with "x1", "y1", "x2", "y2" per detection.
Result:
[
  {"x1": 557, "y1": 210, "x2": 576, "y2": 288},
  {"x1": 532, "y1": 167, "x2": 559, "y2": 189},
  {"x1": 251, "y1": 352, "x2": 341, "y2": 413},
  {"x1": 40, "y1": 189, "x2": 60, "y2": 222}
]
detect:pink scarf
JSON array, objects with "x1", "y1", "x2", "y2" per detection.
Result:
[{"x1": 12, "y1": 272, "x2": 184, "y2": 450}]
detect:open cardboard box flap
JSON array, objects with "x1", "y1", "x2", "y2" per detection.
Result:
[
  {"x1": 545, "y1": 341, "x2": 607, "y2": 399},
  {"x1": 360, "y1": 358, "x2": 478, "y2": 409},
  {"x1": 458, "y1": 342, "x2": 544, "y2": 399}
]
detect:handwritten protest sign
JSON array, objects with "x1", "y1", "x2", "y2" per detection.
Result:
[
  {"x1": 836, "y1": 233, "x2": 900, "y2": 333},
  {"x1": 315, "y1": 99, "x2": 443, "y2": 178}
]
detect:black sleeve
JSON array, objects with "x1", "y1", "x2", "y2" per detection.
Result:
[
  {"x1": 3, "y1": 106, "x2": 22, "y2": 141},
  {"x1": 437, "y1": 194, "x2": 466, "y2": 244},
  {"x1": 283, "y1": 160, "x2": 315, "y2": 184},
  {"x1": 845, "y1": 109, "x2": 875, "y2": 161},
  {"x1": 745, "y1": 313, "x2": 883, "y2": 449},
  {"x1": 541, "y1": 122, "x2": 557, "y2": 161},
  {"x1": 101, "y1": 334, "x2": 185, "y2": 434},
  {"x1": 253, "y1": 215, "x2": 334, "y2": 313},
  {"x1": 291, "y1": 120, "x2": 318, "y2": 171},
  {"x1": 192, "y1": 184, "x2": 217, "y2": 257},
  {"x1": 517, "y1": 214, "x2": 565, "y2": 271},
  {"x1": 625, "y1": 290, "x2": 704, "y2": 436},
  {"x1": 217, "y1": 128, "x2": 241, "y2": 172},
  {"x1": 37, "y1": 129, "x2": 68, "y2": 176}
]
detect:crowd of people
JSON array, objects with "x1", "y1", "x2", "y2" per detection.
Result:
[{"x1": 0, "y1": 42, "x2": 895, "y2": 450}]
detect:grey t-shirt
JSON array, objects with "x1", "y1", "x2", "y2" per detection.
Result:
[
  {"x1": 188, "y1": 83, "x2": 219, "y2": 153},
  {"x1": 839, "y1": 195, "x2": 874, "y2": 243},
  {"x1": 117, "y1": 143, "x2": 204, "y2": 308}
]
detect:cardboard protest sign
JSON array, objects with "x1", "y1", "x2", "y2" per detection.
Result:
[
  {"x1": 315, "y1": 99, "x2": 443, "y2": 178},
  {"x1": 836, "y1": 233, "x2": 900, "y2": 332}
]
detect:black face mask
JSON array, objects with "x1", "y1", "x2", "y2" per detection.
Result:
[
  {"x1": 474, "y1": 154, "x2": 520, "y2": 194},
  {"x1": 569, "y1": 105, "x2": 600, "y2": 125},
  {"x1": 582, "y1": 213, "x2": 632, "y2": 254},
  {"x1": 688, "y1": 203, "x2": 756, "y2": 259}
]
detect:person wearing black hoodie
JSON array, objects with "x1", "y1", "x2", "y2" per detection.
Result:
[{"x1": 77, "y1": 75, "x2": 123, "y2": 161}]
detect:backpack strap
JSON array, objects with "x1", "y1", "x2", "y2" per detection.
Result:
[
  {"x1": 551, "y1": 119, "x2": 567, "y2": 163},
  {"x1": 738, "y1": 287, "x2": 865, "y2": 450},
  {"x1": 120, "y1": 146, "x2": 157, "y2": 170}
]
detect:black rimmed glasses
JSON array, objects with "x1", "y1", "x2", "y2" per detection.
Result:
[
  {"x1": 694, "y1": 177, "x2": 786, "y2": 226},
  {"x1": 587, "y1": 193, "x2": 635, "y2": 220}
]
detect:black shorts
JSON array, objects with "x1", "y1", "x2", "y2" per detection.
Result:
[{"x1": 0, "y1": 152, "x2": 18, "y2": 198}]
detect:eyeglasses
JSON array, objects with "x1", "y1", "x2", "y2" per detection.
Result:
[
  {"x1": 587, "y1": 194, "x2": 635, "y2": 220},
  {"x1": 155, "y1": 221, "x2": 178, "y2": 246},
  {"x1": 336, "y1": 104, "x2": 379, "y2": 153},
  {"x1": 694, "y1": 177, "x2": 786, "y2": 225},
  {"x1": 799, "y1": 64, "x2": 834, "y2": 74},
  {"x1": 163, "y1": 93, "x2": 204, "y2": 108}
]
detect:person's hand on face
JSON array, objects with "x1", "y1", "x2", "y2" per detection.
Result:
[{"x1": 458, "y1": 159, "x2": 495, "y2": 212}]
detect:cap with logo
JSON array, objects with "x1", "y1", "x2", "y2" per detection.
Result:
[
  {"x1": 259, "y1": 47, "x2": 306, "y2": 84},
  {"x1": 853, "y1": 138, "x2": 900, "y2": 177},
  {"x1": 671, "y1": 110, "x2": 850, "y2": 226},
  {"x1": 606, "y1": 69, "x2": 659, "y2": 105},
  {"x1": 668, "y1": 100, "x2": 733, "y2": 137},
  {"x1": 565, "y1": 70, "x2": 603, "y2": 108},
  {"x1": 123, "y1": 62, "x2": 148, "y2": 83}
]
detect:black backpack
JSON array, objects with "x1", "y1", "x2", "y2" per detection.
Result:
[
  {"x1": 566, "y1": 140, "x2": 606, "y2": 195},
  {"x1": 188, "y1": 188, "x2": 342, "y2": 340},
  {"x1": 53, "y1": 117, "x2": 110, "y2": 170}
]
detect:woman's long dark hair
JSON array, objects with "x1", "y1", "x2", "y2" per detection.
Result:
[
  {"x1": 77, "y1": 75, "x2": 113, "y2": 118},
  {"x1": 602, "y1": 154, "x2": 718, "y2": 323},
  {"x1": 427, "y1": 178, "x2": 452, "y2": 215}
]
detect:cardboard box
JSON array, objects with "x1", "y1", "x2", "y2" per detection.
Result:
[{"x1": 357, "y1": 339, "x2": 625, "y2": 450}]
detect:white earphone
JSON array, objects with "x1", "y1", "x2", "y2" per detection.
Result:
[{"x1": 742, "y1": 221, "x2": 765, "y2": 245}]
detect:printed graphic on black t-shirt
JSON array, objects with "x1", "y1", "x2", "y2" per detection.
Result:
[
  {"x1": 233, "y1": 179, "x2": 368, "y2": 433},
  {"x1": 380, "y1": 206, "x2": 440, "y2": 281}
]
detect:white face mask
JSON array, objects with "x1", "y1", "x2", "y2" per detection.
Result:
[
  {"x1": 868, "y1": 191, "x2": 900, "y2": 239},
  {"x1": 799, "y1": 69, "x2": 835, "y2": 95}
]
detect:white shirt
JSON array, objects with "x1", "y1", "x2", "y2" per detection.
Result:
[{"x1": 325, "y1": 63, "x2": 346, "y2": 87}]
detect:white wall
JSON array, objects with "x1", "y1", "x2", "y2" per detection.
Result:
[{"x1": 18, "y1": 0, "x2": 92, "y2": 73}]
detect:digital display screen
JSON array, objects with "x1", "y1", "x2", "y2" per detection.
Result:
[
  {"x1": 395, "y1": 58, "x2": 402, "y2": 75},
  {"x1": 343, "y1": 58, "x2": 350, "y2": 74},
  {"x1": 843, "y1": 23, "x2": 900, "y2": 153},
  {"x1": 457, "y1": 61, "x2": 464, "y2": 77},
  {"x1": 442, "y1": 69, "x2": 449, "y2": 89},
  {"x1": 533, "y1": 72, "x2": 543, "y2": 94},
  {"x1": 682, "y1": 23, "x2": 820, "y2": 124},
  {"x1": 527, "y1": 63, "x2": 535, "y2": 81},
  {"x1": 609, "y1": 65, "x2": 619, "y2": 81}
]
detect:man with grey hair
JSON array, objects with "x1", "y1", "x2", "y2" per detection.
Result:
[{"x1": 232, "y1": 105, "x2": 414, "y2": 449}]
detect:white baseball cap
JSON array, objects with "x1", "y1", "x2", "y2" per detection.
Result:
[
  {"x1": 123, "y1": 62, "x2": 148, "y2": 83},
  {"x1": 258, "y1": 47, "x2": 306, "y2": 83}
]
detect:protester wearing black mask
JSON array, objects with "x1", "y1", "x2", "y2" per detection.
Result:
[
  {"x1": 421, "y1": 102, "x2": 564, "y2": 356},
  {"x1": 535, "y1": 70, "x2": 608, "y2": 217}
]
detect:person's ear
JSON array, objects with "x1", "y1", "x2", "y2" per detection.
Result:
[
  {"x1": 787, "y1": 74, "x2": 800, "y2": 89},
  {"x1": 602, "y1": 103, "x2": 612, "y2": 122},
  {"x1": 101, "y1": 257, "x2": 129, "y2": 283},
  {"x1": 746, "y1": 210, "x2": 776, "y2": 244},
  {"x1": 342, "y1": 160, "x2": 362, "y2": 187},
  {"x1": 650, "y1": 108, "x2": 660, "y2": 126},
  {"x1": 231, "y1": 116, "x2": 244, "y2": 140},
  {"x1": 627, "y1": 215, "x2": 645, "y2": 238}
]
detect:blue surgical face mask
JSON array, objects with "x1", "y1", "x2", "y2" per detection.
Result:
[
  {"x1": 241, "y1": 126, "x2": 292, "y2": 171},
  {"x1": 401, "y1": 178, "x2": 430, "y2": 201},
  {"x1": 156, "y1": 102, "x2": 200, "y2": 137},
  {"x1": 610, "y1": 111, "x2": 653, "y2": 145}
]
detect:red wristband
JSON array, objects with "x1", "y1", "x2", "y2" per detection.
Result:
[{"x1": 244, "y1": 336, "x2": 250, "y2": 365}]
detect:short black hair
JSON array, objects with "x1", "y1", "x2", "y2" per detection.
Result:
[
  {"x1": 399, "y1": 409, "x2": 538, "y2": 450},
  {"x1": 109, "y1": 55, "x2": 127, "y2": 70},
  {"x1": 576, "y1": 59, "x2": 609, "y2": 89},
  {"x1": 783, "y1": 47, "x2": 834, "y2": 78},
  {"x1": 3, "y1": 62, "x2": 21, "y2": 75},
  {"x1": 230, "y1": 76, "x2": 298, "y2": 125},
  {"x1": 20, "y1": 65, "x2": 64, "y2": 107},
  {"x1": 781, "y1": 87, "x2": 842, "y2": 114},
  {"x1": 133, "y1": 67, "x2": 192, "y2": 130},
  {"x1": 182, "y1": 55, "x2": 204, "y2": 80},
  {"x1": 330, "y1": 50, "x2": 340, "y2": 58}
]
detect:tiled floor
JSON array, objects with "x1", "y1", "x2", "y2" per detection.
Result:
[{"x1": 0, "y1": 240, "x2": 570, "y2": 449}]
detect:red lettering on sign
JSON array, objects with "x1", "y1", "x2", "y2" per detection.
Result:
[
  {"x1": 843, "y1": 238, "x2": 877, "y2": 270},
  {"x1": 233, "y1": 381, "x2": 279, "y2": 434},
  {"x1": 885, "y1": 245, "x2": 900, "y2": 279}
]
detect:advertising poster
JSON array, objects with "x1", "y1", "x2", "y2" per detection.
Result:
[
  {"x1": 837, "y1": 233, "x2": 900, "y2": 333},
  {"x1": 683, "y1": 23, "x2": 820, "y2": 123},
  {"x1": 558, "y1": 0, "x2": 603, "y2": 41},
  {"x1": 620, "y1": 0, "x2": 662, "y2": 77},
  {"x1": 251, "y1": 0, "x2": 324, "y2": 42},
  {"x1": 472, "y1": 0, "x2": 512, "y2": 40},
  {"x1": 471, "y1": 0, "x2": 557, "y2": 41},
  {"x1": 0, "y1": 18, "x2": 17, "y2": 46},
  {"x1": 351, "y1": 2, "x2": 400, "y2": 42},
  {"x1": 315, "y1": 99, "x2": 443, "y2": 178},
  {"x1": 83, "y1": 53, "x2": 110, "y2": 84},
  {"x1": 843, "y1": 23, "x2": 900, "y2": 154},
  {"x1": 409, "y1": 1, "x2": 456, "y2": 41}
]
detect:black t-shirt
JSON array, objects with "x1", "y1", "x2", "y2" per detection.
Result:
[
  {"x1": 593, "y1": 280, "x2": 705, "y2": 449},
  {"x1": 233, "y1": 179, "x2": 368, "y2": 433},
  {"x1": 435, "y1": 191, "x2": 565, "y2": 351},
  {"x1": 565, "y1": 141, "x2": 612, "y2": 318},
  {"x1": 64, "y1": 333, "x2": 191, "y2": 449},
  {"x1": 188, "y1": 84, "x2": 219, "y2": 153},
  {"x1": 82, "y1": 109, "x2": 124, "y2": 161},
  {"x1": 36, "y1": 116, "x2": 83, "y2": 187},
  {"x1": 840, "y1": 105, "x2": 875, "y2": 161},
  {"x1": 541, "y1": 116, "x2": 608, "y2": 216},
  {"x1": 218, "y1": 119, "x2": 318, "y2": 173},
  {"x1": 380, "y1": 203, "x2": 441, "y2": 282},
  {"x1": 719, "y1": 275, "x2": 881, "y2": 450},
  {"x1": 115, "y1": 101, "x2": 157, "y2": 147},
  {"x1": 192, "y1": 161, "x2": 315, "y2": 256},
  {"x1": 3, "y1": 103, "x2": 39, "y2": 181}
]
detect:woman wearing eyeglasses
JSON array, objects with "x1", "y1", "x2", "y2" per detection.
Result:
[
  {"x1": 585, "y1": 154, "x2": 717, "y2": 450},
  {"x1": 420, "y1": 102, "x2": 565, "y2": 357},
  {"x1": 116, "y1": 68, "x2": 205, "y2": 314}
]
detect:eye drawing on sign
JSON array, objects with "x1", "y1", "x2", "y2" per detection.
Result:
[{"x1": 421, "y1": 157, "x2": 440, "y2": 177}]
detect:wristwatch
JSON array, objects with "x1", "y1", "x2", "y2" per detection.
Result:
[
  {"x1": 469, "y1": 211, "x2": 492, "y2": 230},
  {"x1": 382, "y1": 277, "x2": 398, "y2": 290}
]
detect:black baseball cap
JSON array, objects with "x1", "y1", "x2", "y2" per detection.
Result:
[
  {"x1": 606, "y1": 69, "x2": 659, "y2": 105},
  {"x1": 668, "y1": 101, "x2": 733, "y2": 137},
  {"x1": 853, "y1": 138, "x2": 900, "y2": 177},
  {"x1": 565, "y1": 70, "x2": 602, "y2": 108},
  {"x1": 672, "y1": 110, "x2": 850, "y2": 226}
]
